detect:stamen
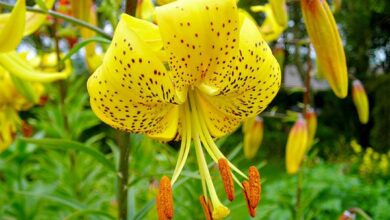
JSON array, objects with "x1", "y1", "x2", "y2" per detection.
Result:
[
  {"x1": 242, "y1": 181, "x2": 257, "y2": 217},
  {"x1": 171, "y1": 105, "x2": 192, "y2": 185},
  {"x1": 218, "y1": 158, "x2": 235, "y2": 201},
  {"x1": 200, "y1": 196, "x2": 213, "y2": 220},
  {"x1": 157, "y1": 176, "x2": 174, "y2": 220},
  {"x1": 248, "y1": 166, "x2": 261, "y2": 208}
]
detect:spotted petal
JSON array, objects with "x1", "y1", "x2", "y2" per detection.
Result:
[
  {"x1": 87, "y1": 14, "x2": 180, "y2": 141},
  {"x1": 155, "y1": 0, "x2": 240, "y2": 98},
  {"x1": 198, "y1": 12, "x2": 281, "y2": 137}
]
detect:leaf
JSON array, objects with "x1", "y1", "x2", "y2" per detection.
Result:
[
  {"x1": 64, "y1": 210, "x2": 116, "y2": 220},
  {"x1": 20, "y1": 138, "x2": 116, "y2": 173},
  {"x1": 133, "y1": 200, "x2": 155, "y2": 220},
  {"x1": 60, "y1": 37, "x2": 111, "y2": 64}
]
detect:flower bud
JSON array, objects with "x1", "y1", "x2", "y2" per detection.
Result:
[
  {"x1": 242, "y1": 116, "x2": 264, "y2": 160},
  {"x1": 352, "y1": 80, "x2": 369, "y2": 124},
  {"x1": 305, "y1": 108, "x2": 317, "y2": 149},
  {"x1": 269, "y1": 0, "x2": 288, "y2": 28},
  {"x1": 285, "y1": 116, "x2": 308, "y2": 174},
  {"x1": 301, "y1": 0, "x2": 348, "y2": 98}
]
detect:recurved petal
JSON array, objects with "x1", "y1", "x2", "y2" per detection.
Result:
[
  {"x1": 200, "y1": 13, "x2": 281, "y2": 128},
  {"x1": 87, "y1": 14, "x2": 180, "y2": 141},
  {"x1": 155, "y1": 0, "x2": 240, "y2": 94},
  {"x1": 0, "y1": 0, "x2": 25, "y2": 52}
]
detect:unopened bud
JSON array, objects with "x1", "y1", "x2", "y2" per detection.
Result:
[
  {"x1": 305, "y1": 108, "x2": 317, "y2": 149},
  {"x1": 352, "y1": 80, "x2": 369, "y2": 124},
  {"x1": 301, "y1": 0, "x2": 348, "y2": 98},
  {"x1": 243, "y1": 116, "x2": 264, "y2": 159},
  {"x1": 285, "y1": 116, "x2": 308, "y2": 174}
]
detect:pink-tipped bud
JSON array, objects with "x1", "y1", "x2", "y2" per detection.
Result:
[
  {"x1": 242, "y1": 116, "x2": 264, "y2": 160},
  {"x1": 285, "y1": 116, "x2": 308, "y2": 174},
  {"x1": 301, "y1": 0, "x2": 348, "y2": 98},
  {"x1": 352, "y1": 80, "x2": 369, "y2": 124},
  {"x1": 305, "y1": 108, "x2": 317, "y2": 149}
]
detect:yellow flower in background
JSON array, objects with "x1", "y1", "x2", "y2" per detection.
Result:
[
  {"x1": 301, "y1": 0, "x2": 348, "y2": 98},
  {"x1": 0, "y1": 52, "x2": 71, "y2": 83},
  {"x1": 70, "y1": 0, "x2": 103, "y2": 71},
  {"x1": 87, "y1": 0, "x2": 281, "y2": 218},
  {"x1": 305, "y1": 108, "x2": 317, "y2": 149},
  {"x1": 285, "y1": 116, "x2": 308, "y2": 174},
  {"x1": 251, "y1": 4, "x2": 286, "y2": 42},
  {"x1": 352, "y1": 79, "x2": 369, "y2": 124},
  {"x1": 242, "y1": 116, "x2": 264, "y2": 160},
  {"x1": 269, "y1": 0, "x2": 288, "y2": 28},
  {"x1": 0, "y1": 65, "x2": 43, "y2": 152}
]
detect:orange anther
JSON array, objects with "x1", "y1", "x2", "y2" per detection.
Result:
[
  {"x1": 218, "y1": 158, "x2": 235, "y2": 201},
  {"x1": 248, "y1": 166, "x2": 261, "y2": 208},
  {"x1": 242, "y1": 181, "x2": 256, "y2": 217},
  {"x1": 156, "y1": 176, "x2": 174, "y2": 220},
  {"x1": 200, "y1": 196, "x2": 213, "y2": 220}
]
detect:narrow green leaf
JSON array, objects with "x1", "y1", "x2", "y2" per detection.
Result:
[
  {"x1": 61, "y1": 37, "x2": 111, "y2": 63},
  {"x1": 133, "y1": 200, "x2": 155, "y2": 220},
  {"x1": 64, "y1": 210, "x2": 116, "y2": 220},
  {"x1": 21, "y1": 138, "x2": 116, "y2": 172}
]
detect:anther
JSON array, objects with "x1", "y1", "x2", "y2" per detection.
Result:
[
  {"x1": 248, "y1": 166, "x2": 261, "y2": 208},
  {"x1": 218, "y1": 158, "x2": 235, "y2": 201},
  {"x1": 200, "y1": 196, "x2": 213, "y2": 220},
  {"x1": 242, "y1": 181, "x2": 256, "y2": 217},
  {"x1": 157, "y1": 176, "x2": 174, "y2": 220}
]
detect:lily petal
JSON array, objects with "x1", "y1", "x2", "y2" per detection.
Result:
[
  {"x1": 199, "y1": 12, "x2": 281, "y2": 137},
  {"x1": 0, "y1": 0, "x2": 25, "y2": 52},
  {"x1": 0, "y1": 52, "x2": 71, "y2": 83},
  {"x1": 87, "y1": 14, "x2": 181, "y2": 140},
  {"x1": 155, "y1": 0, "x2": 240, "y2": 95}
]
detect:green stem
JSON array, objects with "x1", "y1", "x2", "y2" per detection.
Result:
[
  {"x1": 350, "y1": 208, "x2": 373, "y2": 220},
  {"x1": 295, "y1": 165, "x2": 304, "y2": 220},
  {"x1": 117, "y1": 132, "x2": 131, "y2": 220},
  {"x1": 0, "y1": 1, "x2": 112, "y2": 39}
]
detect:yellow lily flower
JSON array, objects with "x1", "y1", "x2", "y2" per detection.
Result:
[
  {"x1": 285, "y1": 116, "x2": 308, "y2": 174},
  {"x1": 242, "y1": 116, "x2": 264, "y2": 160},
  {"x1": 352, "y1": 79, "x2": 369, "y2": 124},
  {"x1": 87, "y1": 0, "x2": 281, "y2": 218},
  {"x1": 301, "y1": 0, "x2": 348, "y2": 98},
  {"x1": 0, "y1": 65, "x2": 43, "y2": 152},
  {"x1": 305, "y1": 108, "x2": 317, "y2": 149},
  {"x1": 251, "y1": 4, "x2": 286, "y2": 42}
]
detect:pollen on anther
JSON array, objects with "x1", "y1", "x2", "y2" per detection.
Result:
[
  {"x1": 218, "y1": 158, "x2": 235, "y2": 201},
  {"x1": 157, "y1": 176, "x2": 174, "y2": 220}
]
